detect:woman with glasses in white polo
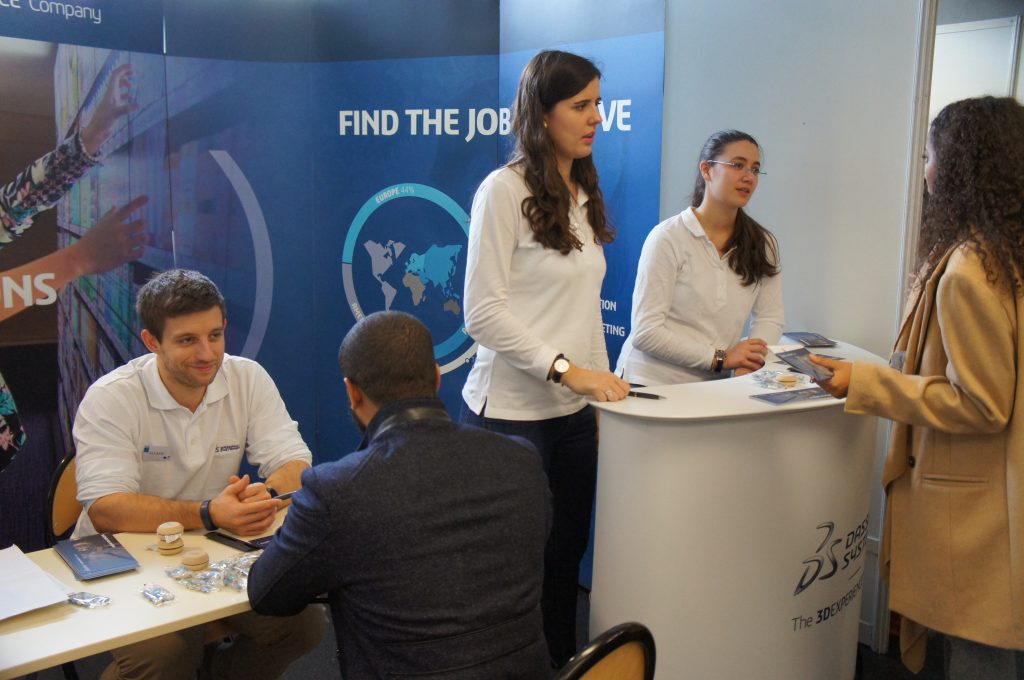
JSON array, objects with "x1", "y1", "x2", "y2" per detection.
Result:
[{"x1": 616, "y1": 129, "x2": 784, "y2": 385}]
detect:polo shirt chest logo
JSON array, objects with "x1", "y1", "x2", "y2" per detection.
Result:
[{"x1": 141, "y1": 445, "x2": 170, "y2": 461}]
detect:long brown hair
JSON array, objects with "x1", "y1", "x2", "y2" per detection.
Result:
[
  {"x1": 920, "y1": 96, "x2": 1024, "y2": 291},
  {"x1": 509, "y1": 50, "x2": 614, "y2": 255},
  {"x1": 691, "y1": 130, "x2": 779, "y2": 286}
]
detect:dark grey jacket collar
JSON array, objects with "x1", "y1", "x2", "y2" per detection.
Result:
[{"x1": 357, "y1": 396, "x2": 450, "y2": 451}]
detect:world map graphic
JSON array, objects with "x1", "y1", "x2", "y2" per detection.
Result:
[
  {"x1": 341, "y1": 183, "x2": 476, "y2": 373},
  {"x1": 363, "y1": 240, "x2": 462, "y2": 316}
]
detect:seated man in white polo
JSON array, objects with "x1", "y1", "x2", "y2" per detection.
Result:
[{"x1": 72, "y1": 268, "x2": 326, "y2": 680}]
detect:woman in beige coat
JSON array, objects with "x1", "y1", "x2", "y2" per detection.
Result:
[{"x1": 814, "y1": 96, "x2": 1024, "y2": 678}]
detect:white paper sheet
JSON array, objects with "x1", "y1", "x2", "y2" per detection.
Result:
[
  {"x1": 768, "y1": 343, "x2": 802, "y2": 355},
  {"x1": 0, "y1": 546, "x2": 69, "y2": 621}
]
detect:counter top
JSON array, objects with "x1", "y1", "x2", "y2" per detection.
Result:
[
  {"x1": 0, "y1": 516, "x2": 286, "y2": 679},
  {"x1": 594, "y1": 340, "x2": 886, "y2": 422}
]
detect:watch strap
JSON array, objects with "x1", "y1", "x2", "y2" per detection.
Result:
[
  {"x1": 712, "y1": 349, "x2": 727, "y2": 373},
  {"x1": 199, "y1": 499, "x2": 218, "y2": 531}
]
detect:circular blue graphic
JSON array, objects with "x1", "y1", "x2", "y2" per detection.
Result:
[{"x1": 342, "y1": 183, "x2": 475, "y2": 373}]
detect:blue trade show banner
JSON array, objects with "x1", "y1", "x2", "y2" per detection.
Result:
[
  {"x1": 0, "y1": 0, "x2": 664, "y2": 553},
  {"x1": 0, "y1": 0, "x2": 162, "y2": 52}
]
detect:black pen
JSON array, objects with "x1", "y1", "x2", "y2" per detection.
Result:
[{"x1": 628, "y1": 390, "x2": 664, "y2": 400}]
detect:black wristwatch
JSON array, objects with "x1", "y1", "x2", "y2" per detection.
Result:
[
  {"x1": 712, "y1": 349, "x2": 727, "y2": 373},
  {"x1": 550, "y1": 354, "x2": 571, "y2": 383},
  {"x1": 199, "y1": 499, "x2": 218, "y2": 531}
]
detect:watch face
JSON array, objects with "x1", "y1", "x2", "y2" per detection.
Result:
[{"x1": 554, "y1": 358, "x2": 570, "y2": 374}]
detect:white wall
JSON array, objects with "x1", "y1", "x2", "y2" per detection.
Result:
[
  {"x1": 661, "y1": 0, "x2": 930, "y2": 648},
  {"x1": 938, "y1": 0, "x2": 1024, "y2": 24},
  {"x1": 662, "y1": 1, "x2": 924, "y2": 356},
  {"x1": 931, "y1": 18, "x2": 1021, "y2": 119},
  {"x1": 936, "y1": 0, "x2": 1024, "y2": 105}
]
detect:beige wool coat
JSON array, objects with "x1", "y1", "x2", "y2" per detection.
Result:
[{"x1": 845, "y1": 244, "x2": 1024, "y2": 670}]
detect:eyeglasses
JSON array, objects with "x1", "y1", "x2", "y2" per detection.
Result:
[{"x1": 707, "y1": 160, "x2": 766, "y2": 177}]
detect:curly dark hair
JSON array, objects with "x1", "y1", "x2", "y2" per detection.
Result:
[
  {"x1": 921, "y1": 96, "x2": 1024, "y2": 290},
  {"x1": 508, "y1": 50, "x2": 614, "y2": 255},
  {"x1": 691, "y1": 129, "x2": 779, "y2": 286},
  {"x1": 137, "y1": 269, "x2": 226, "y2": 341}
]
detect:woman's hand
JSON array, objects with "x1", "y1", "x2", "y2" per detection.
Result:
[
  {"x1": 725, "y1": 338, "x2": 768, "y2": 372},
  {"x1": 68, "y1": 195, "x2": 149, "y2": 276},
  {"x1": 809, "y1": 355, "x2": 852, "y2": 398},
  {"x1": 0, "y1": 196, "x2": 150, "y2": 323},
  {"x1": 560, "y1": 365, "x2": 631, "y2": 402},
  {"x1": 80, "y1": 63, "x2": 138, "y2": 155}
]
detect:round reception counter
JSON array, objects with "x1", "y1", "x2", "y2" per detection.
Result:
[{"x1": 590, "y1": 341, "x2": 885, "y2": 679}]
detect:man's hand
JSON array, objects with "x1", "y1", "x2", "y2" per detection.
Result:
[
  {"x1": 208, "y1": 474, "x2": 279, "y2": 536},
  {"x1": 232, "y1": 476, "x2": 272, "y2": 503},
  {"x1": 809, "y1": 355, "x2": 852, "y2": 398},
  {"x1": 262, "y1": 460, "x2": 309, "y2": 508}
]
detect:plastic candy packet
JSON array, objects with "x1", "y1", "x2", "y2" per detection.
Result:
[
  {"x1": 180, "y1": 579, "x2": 220, "y2": 593},
  {"x1": 166, "y1": 552, "x2": 262, "y2": 593},
  {"x1": 67, "y1": 592, "x2": 111, "y2": 608},
  {"x1": 221, "y1": 569, "x2": 247, "y2": 591},
  {"x1": 140, "y1": 583, "x2": 175, "y2": 606},
  {"x1": 165, "y1": 565, "x2": 192, "y2": 580}
]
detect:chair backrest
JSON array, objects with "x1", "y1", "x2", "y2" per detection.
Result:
[
  {"x1": 46, "y1": 455, "x2": 81, "y2": 545},
  {"x1": 555, "y1": 621, "x2": 656, "y2": 680}
]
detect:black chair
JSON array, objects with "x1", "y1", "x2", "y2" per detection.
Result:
[{"x1": 555, "y1": 621, "x2": 656, "y2": 680}]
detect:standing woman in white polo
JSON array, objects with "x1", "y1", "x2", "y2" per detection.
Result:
[
  {"x1": 616, "y1": 129, "x2": 784, "y2": 386},
  {"x1": 460, "y1": 49, "x2": 629, "y2": 667}
]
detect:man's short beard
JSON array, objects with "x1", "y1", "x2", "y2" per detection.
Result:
[{"x1": 350, "y1": 408, "x2": 366, "y2": 434}]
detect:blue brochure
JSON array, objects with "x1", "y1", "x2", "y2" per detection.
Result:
[
  {"x1": 775, "y1": 348, "x2": 835, "y2": 382},
  {"x1": 750, "y1": 386, "x2": 833, "y2": 405},
  {"x1": 54, "y1": 534, "x2": 140, "y2": 581}
]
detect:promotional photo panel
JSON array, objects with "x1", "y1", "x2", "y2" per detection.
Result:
[
  {"x1": 0, "y1": 5, "x2": 165, "y2": 549},
  {"x1": 52, "y1": 49, "x2": 320, "y2": 454}
]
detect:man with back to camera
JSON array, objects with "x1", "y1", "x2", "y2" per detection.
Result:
[
  {"x1": 247, "y1": 311, "x2": 552, "y2": 678},
  {"x1": 72, "y1": 268, "x2": 326, "y2": 680}
]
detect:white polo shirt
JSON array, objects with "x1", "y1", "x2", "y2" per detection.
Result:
[
  {"x1": 616, "y1": 207, "x2": 784, "y2": 386},
  {"x1": 72, "y1": 353, "x2": 312, "y2": 537},
  {"x1": 462, "y1": 166, "x2": 609, "y2": 421}
]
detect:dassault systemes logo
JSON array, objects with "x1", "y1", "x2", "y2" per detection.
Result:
[
  {"x1": 341, "y1": 183, "x2": 477, "y2": 374},
  {"x1": 793, "y1": 515, "x2": 869, "y2": 596}
]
